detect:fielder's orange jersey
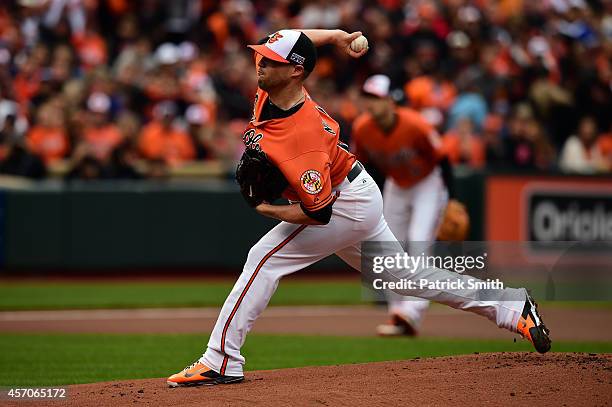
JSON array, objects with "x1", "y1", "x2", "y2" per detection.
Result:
[
  {"x1": 352, "y1": 107, "x2": 439, "y2": 188},
  {"x1": 243, "y1": 88, "x2": 356, "y2": 211}
]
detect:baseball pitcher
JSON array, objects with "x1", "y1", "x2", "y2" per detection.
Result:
[{"x1": 167, "y1": 29, "x2": 551, "y2": 387}]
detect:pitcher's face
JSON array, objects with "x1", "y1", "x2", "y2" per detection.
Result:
[{"x1": 256, "y1": 56, "x2": 294, "y2": 90}]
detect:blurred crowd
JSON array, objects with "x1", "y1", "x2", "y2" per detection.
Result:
[{"x1": 0, "y1": 0, "x2": 610, "y2": 180}]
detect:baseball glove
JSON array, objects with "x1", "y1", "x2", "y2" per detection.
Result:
[
  {"x1": 235, "y1": 148, "x2": 288, "y2": 207},
  {"x1": 436, "y1": 199, "x2": 470, "y2": 241}
]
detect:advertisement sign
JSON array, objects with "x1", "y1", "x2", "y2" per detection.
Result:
[
  {"x1": 486, "y1": 175, "x2": 612, "y2": 242},
  {"x1": 527, "y1": 189, "x2": 612, "y2": 242}
]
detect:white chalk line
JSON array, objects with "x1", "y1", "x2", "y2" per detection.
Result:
[{"x1": 0, "y1": 306, "x2": 398, "y2": 322}]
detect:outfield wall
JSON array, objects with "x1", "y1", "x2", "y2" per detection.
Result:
[
  {"x1": 0, "y1": 180, "x2": 278, "y2": 269},
  {"x1": 0, "y1": 171, "x2": 609, "y2": 270}
]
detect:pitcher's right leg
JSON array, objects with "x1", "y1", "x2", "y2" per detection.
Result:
[{"x1": 369, "y1": 224, "x2": 550, "y2": 351}]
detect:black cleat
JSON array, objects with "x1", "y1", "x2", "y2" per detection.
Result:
[{"x1": 517, "y1": 290, "x2": 551, "y2": 354}]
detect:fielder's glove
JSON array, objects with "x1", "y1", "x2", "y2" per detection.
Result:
[
  {"x1": 436, "y1": 199, "x2": 470, "y2": 241},
  {"x1": 235, "y1": 148, "x2": 289, "y2": 207}
]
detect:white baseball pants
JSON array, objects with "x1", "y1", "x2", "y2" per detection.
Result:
[
  {"x1": 382, "y1": 168, "x2": 449, "y2": 328},
  {"x1": 201, "y1": 168, "x2": 525, "y2": 376}
]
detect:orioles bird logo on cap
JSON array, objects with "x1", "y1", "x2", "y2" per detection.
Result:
[{"x1": 268, "y1": 32, "x2": 284, "y2": 44}]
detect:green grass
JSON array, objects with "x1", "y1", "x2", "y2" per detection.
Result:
[
  {"x1": 0, "y1": 280, "x2": 610, "y2": 310},
  {"x1": 0, "y1": 333, "x2": 610, "y2": 386},
  {"x1": 0, "y1": 280, "x2": 365, "y2": 310}
]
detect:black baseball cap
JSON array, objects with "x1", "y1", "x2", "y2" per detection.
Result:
[{"x1": 248, "y1": 30, "x2": 317, "y2": 72}]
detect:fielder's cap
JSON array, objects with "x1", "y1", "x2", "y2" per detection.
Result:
[
  {"x1": 362, "y1": 74, "x2": 391, "y2": 98},
  {"x1": 248, "y1": 30, "x2": 317, "y2": 72}
]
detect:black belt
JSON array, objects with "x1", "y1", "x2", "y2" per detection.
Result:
[{"x1": 347, "y1": 161, "x2": 364, "y2": 183}]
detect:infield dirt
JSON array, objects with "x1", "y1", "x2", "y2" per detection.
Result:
[{"x1": 4, "y1": 352, "x2": 610, "y2": 407}]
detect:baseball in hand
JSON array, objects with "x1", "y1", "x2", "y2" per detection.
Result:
[{"x1": 350, "y1": 35, "x2": 368, "y2": 52}]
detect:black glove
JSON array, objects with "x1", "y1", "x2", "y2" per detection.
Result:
[{"x1": 235, "y1": 148, "x2": 289, "y2": 207}]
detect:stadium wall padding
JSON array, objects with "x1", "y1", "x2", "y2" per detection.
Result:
[{"x1": 1, "y1": 173, "x2": 484, "y2": 270}]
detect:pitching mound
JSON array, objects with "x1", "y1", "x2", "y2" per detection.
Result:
[{"x1": 7, "y1": 353, "x2": 611, "y2": 407}]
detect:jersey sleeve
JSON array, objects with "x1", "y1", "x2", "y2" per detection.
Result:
[{"x1": 278, "y1": 151, "x2": 334, "y2": 211}]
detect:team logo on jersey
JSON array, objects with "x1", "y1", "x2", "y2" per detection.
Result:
[
  {"x1": 243, "y1": 128, "x2": 263, "y2": 150},
  {"x1": 300, "y1": 170, "x2": 323, "y2": 194}
]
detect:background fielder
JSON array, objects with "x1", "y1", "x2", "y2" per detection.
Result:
[{"x1": 352, "y1": 74, "x2": 449, "y2": 336}]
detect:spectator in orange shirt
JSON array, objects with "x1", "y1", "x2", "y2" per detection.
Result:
[
  {"x1": 138, "y1": 101, "x2": 195, "y2": 165},
  {"x1": 82, "y1": 92, "x2": 123, "y2": 162},
  {"x1": 27, "y1": 103, "x2": 69, "y2": 163},
  {"x1": 441, "y1": 116, "x2": 485, "y2": 168},
  {"x1": 598, "y1": 127, "x2": 612, "y2": 172},
  {"x1": 404, "y1": 72, "x2": 456, "y2": 113},
  {"x1": 72, "y1": 27, "x2": 108, "y2": 71}
]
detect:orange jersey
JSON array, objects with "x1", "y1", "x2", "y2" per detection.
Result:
[
  {"x1": 243, "y1": 88, "x2": 355, "y2": 211},
  {"x1": 404, "y1": 76, "x2": 456, "y2": 111},
  {"x1": 352, "y1": 107, "x2": 439, "y2": 188},
  {"x1": 138, "y1": 122, "x2": 196, "y2": 165},
  {"x1": 599, "y1": 133, "x2": 612, "y2": 157},
  {"x1": 27, "y1": 126, "x2": 69, "y2": 163},
  {"x1": 441, "y1": 131, "x2": 485, "y2": 169},
  {"x1": 83, "y1": 125, "x2": 123, "y2": 161}
]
